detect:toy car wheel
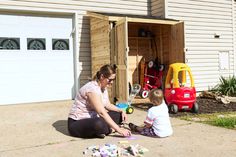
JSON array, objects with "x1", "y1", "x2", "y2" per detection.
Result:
[
  {"x1": 169, "y1": 104, "x2": 178, "y2": 114},
  {"x1": 141, "y1": 90, "x2": 149, "y2": 99},
  {"x1": 192, "y1": 102, "x2": 199, "y2": 113},
  {"x1": 126, "y1": 107, "x2": 134, "y2": 114},
  {"x1": 148, "y1": 60, "x2": 154, "y2": 68},
  {"x1": 159, "y1": 64, "x2": 165, "y2": 71}
]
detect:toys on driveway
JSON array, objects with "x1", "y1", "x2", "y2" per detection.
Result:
[
  {"x1": 83, "y1": 142, "x2": 149, "y2": 157},
  {"x1": 116, "y1": 84, "x2": 141, "y2": 114},
  {"x1": 164, "y1": 63, "x2": 199, "y2": 114}
]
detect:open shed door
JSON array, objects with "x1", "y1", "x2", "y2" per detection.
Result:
[
  {"x1": 169, "y1": 22, "x2": 185, "y2": 64},
  {"x1": 90, "y1": 16, "x2": 111, "y2": 77},
  {"x1": 115, "y1": 18, "x2": 129, "y2": 101}
]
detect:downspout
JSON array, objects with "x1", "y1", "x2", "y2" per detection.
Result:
[
  {"x1": 232, "y1": 0, "x2": 236, "y2": 75},
  {"x1": 72, "y1": 12, "x2": 79, "y2": 99},
  {"x1": 164, "y1": 0, "x2": 168, "y2": 18}
]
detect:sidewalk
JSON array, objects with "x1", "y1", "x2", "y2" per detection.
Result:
[{"x1": 0, "y1": 100, "x2": 236, "y2": 157}]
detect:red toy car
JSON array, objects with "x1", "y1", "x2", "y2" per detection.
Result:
[{"x1": 164, "y1": 63, "x2": 199, "y2": 114}]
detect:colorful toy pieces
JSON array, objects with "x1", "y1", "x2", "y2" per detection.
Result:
[
  {"x1": 83, "y1": 142, "x2": 149, "y2": 157},
  {"x1": 164, "y1": 63, "x2": 199, "y2": 114}
]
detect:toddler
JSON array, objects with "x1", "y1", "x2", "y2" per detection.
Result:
[{"x1": 129, "y1": 89, "x2": 173, "y2": 137}]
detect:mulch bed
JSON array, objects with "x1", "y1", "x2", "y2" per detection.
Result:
[{"x1": 132, "y1": 97, "x2": 236, "y2": 117}]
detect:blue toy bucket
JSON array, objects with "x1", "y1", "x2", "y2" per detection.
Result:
[{"x1": 116, "y1": 102, "x2": 128, "y2": 112}]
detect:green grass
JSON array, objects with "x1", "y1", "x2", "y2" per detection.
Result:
[
  {"x1": 205, "y1": 117, "x2": 236, "y2": 129},
  {"x1": 180, "y1": 112, "x2": 236, "y2": 130}
]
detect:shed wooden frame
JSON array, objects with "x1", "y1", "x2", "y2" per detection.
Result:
[{"x1": 88, "y1": 11, "x2": 185, "y2": 101}]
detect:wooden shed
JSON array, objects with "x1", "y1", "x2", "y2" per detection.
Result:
[{"x1": 88, "y1": 12, "x2": 185, "y2": 102}]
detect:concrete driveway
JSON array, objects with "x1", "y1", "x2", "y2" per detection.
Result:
[{"x1": 0, "y1": 100, "x2": 236, "y2": 157}]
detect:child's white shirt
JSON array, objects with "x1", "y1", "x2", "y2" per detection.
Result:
[{"x1": 145, "y1": 102, "x2": 173, "y2": 137}]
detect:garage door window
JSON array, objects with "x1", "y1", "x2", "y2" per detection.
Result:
[
  {"x1": 27, "y1": 38, "x2": 46, "y2": 50},
  {"x1": 52, "y1": 39, "x2": 69, "y2": 50},
  {"x1": 0, "y1": 37, "x2": 20, "y2": 50}
]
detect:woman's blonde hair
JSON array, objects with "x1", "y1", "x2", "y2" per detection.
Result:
[{"x1": 148, "y1": 89, "x2": 164, "y2": 105}]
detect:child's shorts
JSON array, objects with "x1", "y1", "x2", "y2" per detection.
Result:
[{"x1": 140, "y1": 127, "x2": 158, "y2": 137}]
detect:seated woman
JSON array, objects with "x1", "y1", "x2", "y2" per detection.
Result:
[{"x1": 68, "y1": 64, "x2": 131, "y2": 138}]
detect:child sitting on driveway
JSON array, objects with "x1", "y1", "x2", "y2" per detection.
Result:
[{"x1": 129, "y1": 89, "x2": 173, "y2": 137}]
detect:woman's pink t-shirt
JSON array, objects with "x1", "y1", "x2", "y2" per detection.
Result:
[{"x1": 68, "y1": 81, "x2": 110, "y2": 120}]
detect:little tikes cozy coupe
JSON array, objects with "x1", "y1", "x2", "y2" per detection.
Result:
[{"x1": 164, "y1": 63, "x2": 199, "y2": 114}]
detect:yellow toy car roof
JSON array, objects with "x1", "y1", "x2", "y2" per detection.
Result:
[{"x1": 169, "y1": 63, "x2": 191, "y2": 73}]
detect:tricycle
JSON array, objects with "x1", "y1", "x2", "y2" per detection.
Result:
[{"x1": 140, "y1": 59, "x2": 164, "y2": 99}]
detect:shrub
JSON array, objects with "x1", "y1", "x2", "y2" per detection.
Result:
[{"x1": 212, "y1": 75, "x2": 236, "y2": 96}]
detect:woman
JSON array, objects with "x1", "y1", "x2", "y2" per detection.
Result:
[{"x1": 68, "y1": 64, "x2": 131, "y2": 138}]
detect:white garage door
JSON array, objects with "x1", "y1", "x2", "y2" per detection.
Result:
[{"x1": 0, "y1": 14, "x2": 74, "y2": 105}]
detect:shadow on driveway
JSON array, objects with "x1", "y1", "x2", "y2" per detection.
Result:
[{"x1": 52, "y1": 120, "x2": 70, "y2": 136}]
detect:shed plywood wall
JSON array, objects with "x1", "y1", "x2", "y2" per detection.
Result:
[
  {"x1": 157, "y1": 25, "x2": 172, "y2": 73},
  {"x1": 127, "y1": 22, "x2": 184, "y2": 84},
  {"x1": 128, "y1": 23, "x2": 184, "y2": 66},
  {"x1": 90, "y1": 17, "x2": 110, "y2": 77},
  {"x1": 128, "y1": 23, "x2": 159, "y2": 85},
  {"x1": 151, "y1": 0, "x2": 165, "y2": 17}
]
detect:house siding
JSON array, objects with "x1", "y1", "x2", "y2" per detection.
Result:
[
  {"x1": 166, "y1": 0, "x2": 234, "y2": 91},
  {"x1": 1, "y1": 0, "x2": 235, "y2": 93},
  {"x1": 0, "y1": 0, "x2": 149, "y2": 86}
]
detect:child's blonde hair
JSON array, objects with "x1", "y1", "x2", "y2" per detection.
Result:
[{"x1": 148, "y1": 89, "x2": 163, "y2": 105}]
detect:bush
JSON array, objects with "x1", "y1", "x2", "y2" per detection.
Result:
[{"x1": 212, "y1": 75, "x2": 236, "y2": 96}]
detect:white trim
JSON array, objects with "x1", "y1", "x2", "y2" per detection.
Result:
[
  {"x1": 232, "y1": 0, "x2": 236, "y2": 75},
  {"x1": 0, "y1": 5, "x2": 79, "y2": 16}
]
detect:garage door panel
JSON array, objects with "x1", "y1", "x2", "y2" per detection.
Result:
[{"x1": 0, "y1": 14, "x2": 74, "y2": 105}]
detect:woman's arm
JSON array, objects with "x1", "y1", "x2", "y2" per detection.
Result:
[
  {"x1": 105, "y1": 103, "x2": 122, "y2": 112},
  {"x1": 87, "y1": 92, "x2": 131, "y2": 136},
  {"x1": 105, "y1": 103, "x2": 128, "y2": 122}
]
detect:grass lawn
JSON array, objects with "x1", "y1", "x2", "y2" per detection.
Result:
[{"x1": 180, "y1": 112, "x2": 236, "y2": 130}]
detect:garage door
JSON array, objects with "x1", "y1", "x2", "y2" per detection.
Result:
[{"x1": 0, "y1": 14, "x2": 74, "y2": 105}]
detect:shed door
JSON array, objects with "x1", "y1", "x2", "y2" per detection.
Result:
[
  {"x1": 115, "y1": 18, "x2": 129, "y2": 101},
  {"x1": 169, "y1": 22, "x2": 185, "y2": 63},
  {"x1": 90, "y1": 17, "x2": 110, "y2": 77}
]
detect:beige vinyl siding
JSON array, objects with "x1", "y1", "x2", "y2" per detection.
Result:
[
  {"x1": 151, "y1": 0, "x2": 164, "y2": 17},
  {"x1": 0, "y1": 0, "x2": 149, "y2": 86},
  {"x1": 166, "y1": 0, "x2": 234, "y2": 91}
]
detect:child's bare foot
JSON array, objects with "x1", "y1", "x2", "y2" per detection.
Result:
[{"x1": 128, "y1": 123, "x2": 139, "y2": 132}]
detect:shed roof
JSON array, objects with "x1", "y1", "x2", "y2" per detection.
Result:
[{"x1": 87, "y1": 11, "x2": 182, "y2": 25}]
